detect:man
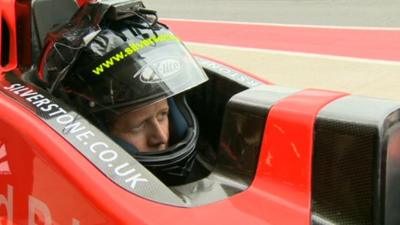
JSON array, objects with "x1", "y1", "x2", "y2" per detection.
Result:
[{"x1": 38, "y1": 1, "x2": 209, "y2": 185}]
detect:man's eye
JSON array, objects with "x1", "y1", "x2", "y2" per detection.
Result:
[
  {"x1": 157, "y1": 111, "x2": 168, "y2": 121},
  {"x1": 130, "y1": 123, "x2": 144, "y2": 132}
]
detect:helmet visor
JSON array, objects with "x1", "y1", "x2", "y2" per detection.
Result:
[{"x1": 81, "y1": 34, "x2": 208, "y2": 112}]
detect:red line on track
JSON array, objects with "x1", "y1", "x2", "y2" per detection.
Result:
[{"x1": 162, "y1": 19, "x2": 400, "y2": 62}]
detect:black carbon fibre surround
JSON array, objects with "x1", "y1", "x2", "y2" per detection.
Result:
[{"x1": 312, "y1": 95, "x2": 400, "y2": 225}]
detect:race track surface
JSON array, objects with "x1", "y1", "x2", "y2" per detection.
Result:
[{"x1": 147, "y1": 1, "x2": 400, "y2": 101}]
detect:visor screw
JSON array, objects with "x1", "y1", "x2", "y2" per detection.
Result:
[{"x1": 89, "y1": 101, "x2": 95, "y2": 108}]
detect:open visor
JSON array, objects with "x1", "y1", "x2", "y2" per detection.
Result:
[{"x1": 78, "y1": 34, "x2": 208, "y2": 112}]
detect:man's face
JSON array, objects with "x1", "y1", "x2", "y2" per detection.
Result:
[{"x1": 111, "y1": 100, "x2": 170, "y2": 152}]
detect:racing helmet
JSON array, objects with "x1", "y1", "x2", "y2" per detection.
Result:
[{"x1": 38, "y1": 1, "x2": 208, "y2": 185}]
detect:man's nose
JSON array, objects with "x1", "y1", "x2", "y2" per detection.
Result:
[{"x1": 148, "y1": 120, "x2": 168, "y2": 146}]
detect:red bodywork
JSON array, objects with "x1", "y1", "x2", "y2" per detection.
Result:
[{"x1": 2, "y1": 1, "x2": 395, "y2": 225}]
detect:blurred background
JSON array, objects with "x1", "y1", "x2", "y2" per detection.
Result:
[{"x1": 146, "y1": 0, "x2": 400, "y2": 101}]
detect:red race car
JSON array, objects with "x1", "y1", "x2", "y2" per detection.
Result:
[{"x1": 0, "y1": 0, "x2": 399, "y2": 224}]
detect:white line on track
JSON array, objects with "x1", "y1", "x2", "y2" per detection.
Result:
[
  {"x1": 162, "y1": 18, "x2": 400, "y2": 31},
  {"x1": 187, "y1": 42, "x2": 400, "y2": 66}
]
